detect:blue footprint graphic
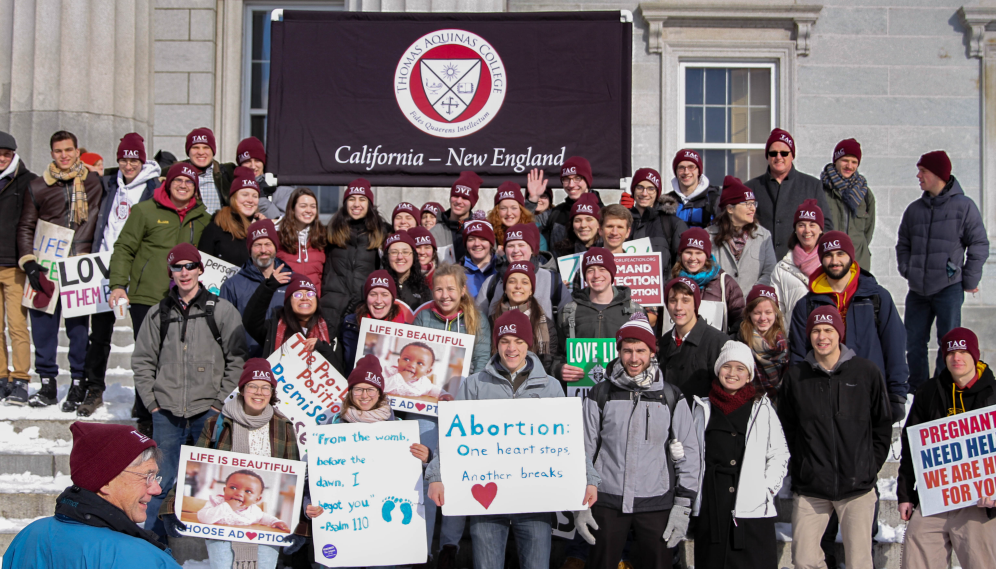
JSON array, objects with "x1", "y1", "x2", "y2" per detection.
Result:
[
  {"x1": 381, "y1": 497, "x2": 395, "y2": 522},
  {"x1": 381, "y1": 496, "x2": 413, "y2": 525},
  {"x1": 399, "y1": 501, "x2": 413, "y2": 525}
]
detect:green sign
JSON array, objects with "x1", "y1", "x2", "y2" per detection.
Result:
[{"x1": 566, "y1": 338, "x2": 617, "y2": 397}]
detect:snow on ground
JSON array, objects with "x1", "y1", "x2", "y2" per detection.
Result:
[
  {"x1": 877, "y1": 521, "x2": 906, "y2": 543},
  {"x1": 0, "y1": 473, "x2": 71, "y2": 493},
  {"x1": 0, "y1": 422, "x2": 71, "y2": 454},
  {"x1": 182, "y1": 560, "x2": 211, "y2": 569},
  {"x1": 878, "y1": 476, "x2": 897, "y2": 501},
  {"x1": 0, "y1": 517, "x2": 44, "y2": 533},
  {"x1": 0, "y1": 383, "x2": 135, "y2": 423}
]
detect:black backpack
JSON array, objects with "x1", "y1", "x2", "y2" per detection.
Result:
[{"x1": 157, "y1": 292, "x2": 224, "y2": 353}]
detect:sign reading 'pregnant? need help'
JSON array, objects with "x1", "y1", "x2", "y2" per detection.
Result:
[{"x1": 437, "y1": 398, "x2": 587, "y2": 516}]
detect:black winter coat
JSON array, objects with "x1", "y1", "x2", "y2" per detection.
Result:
[
  {"x1": 439, "y1": 209, "x2": 468, "y2": 260},
  {"x1": 778, "y1": 347, "x2": 892, "y2": 501},
  {"x1": 629, "y1": 206, "x2": 688, "y2": 269},
  {"x1": 197, "y1": 209, "x2": 250, "y2": 267},
  {"x1": 660, "y1": 317, "x2": 729, "y2": 400},
  {"x1": 745, "y1": 166, "x2": 834, "y2": 259},
  {"x1": 320, "y1": 218, "x2": 385, "y2": 335},
  {"x1": 0, "y1": 162, "x2": 37, "y2": 266}
]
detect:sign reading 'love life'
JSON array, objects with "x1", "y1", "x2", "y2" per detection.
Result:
[{"x1": 436, "y1": 398, "x2": 587, "y2": 516}]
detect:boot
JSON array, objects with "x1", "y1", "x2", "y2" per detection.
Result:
[
  {"x1": 560, "y1": 558, "x2": 585, "y2": 569},
  {"x1": 437, "y1": 545, "x2": 457, "y2": 569},
  {"x1": 28, "y1": 377, "x2": 58, "y2": 407},
  {"x1": 76, "y1": 387, "x2": 104, "y2": 417},
  {"x1": 0, "y1": 377, "x2": 10, "y2": 399},
  {"x1": 61, "y1": 379, "x2": 87, "y2": 413},
  {"x1": 5, "y1": 379, "x2": 29, "y2": 405}
]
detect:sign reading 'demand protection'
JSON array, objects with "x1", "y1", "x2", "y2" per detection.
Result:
[
  {"x1": 613, "y1": 253, "x2": 663, "y2": 306},
  {"x1": 58, "y1": 251, "x2": 113, "y2": 318},
  {"x1": 907, "y1": 405, "x2": 996, "y2": 515},
  {"x1": 308, "y1": 421, "x2": 427, "y2": 567},
  {"x1": 437, "y1": 398, "x2": 587, "y2": 516}
]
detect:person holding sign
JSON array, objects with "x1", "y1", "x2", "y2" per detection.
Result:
[
  {"x1": 426, "y1": 310, "x2": 600, "y2": 569},
  {"x1": 659, "y1": 277, "x2": 729, "y2": 400},
  {"x1": 159, "y1": 359, "x2": 305, "y2": 569},
  {"x1": 338, "y1": 271, "x2": 409, "y2": 376},
  {"x1": 770, "y1": 199, "x2": 825, "y2": 319},
  {"x1": 898, "y1": 327, "x2": 996, "y2": 568},
  {"x1": 582, "y1": 313, "x2": 699, "y2": 569},
  {"x1": 735, "y1": 285, "x2": 789, "y2": 398},
  {"x1": 690, "y1": 340, "x2": 788, "y2": 569},
  {"x1": 778, "y1": 306, "x2": 892, "y2": 569},
  {"x1": 485, "y1": 261, "x2": 562, "y2": 378},
  {"x1": 626, "y1": 167, "x2": 688, "y2": 266},
  {"x1": 553, "y1": 193, "x2": 603, "y2": 258},
  {"x1": 198, "y1": 167, "x2": 267, "y2": 267},
  {"x1": 706, "y1": 176, "x2": 776, "y2": 295},
  {"x1": 244, "y1": 273, "x2": 337, "y2": 367},
  {"x1": 670, "y1": 227, "x2": 744, "y2": 335}
]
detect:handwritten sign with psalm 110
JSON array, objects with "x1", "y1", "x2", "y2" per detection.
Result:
[
  {"x1": 307, "y1": 421, "x2": 427, "y2": 567},
  {"x1": 437, "y1": 398, "x2": 587, "y2": 516},
  {"x1": 906, "y1": 405, "x2": 996, "y2": 515}
]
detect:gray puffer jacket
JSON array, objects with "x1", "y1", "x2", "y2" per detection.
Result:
[
  {"x1": 132, "y1": 286, "x2": 248, "y2": 417},
  {"x1": 583, "y1": 360, "x2": 700, "y2": 513},
  {"x1": 896, "y1": 176, "x2": 989, "y2": 296}
]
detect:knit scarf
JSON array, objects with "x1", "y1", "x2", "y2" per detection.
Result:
[
  {"x1": 750, "y1": 329, "x2": 789, "y2": 393},
  {"x1": 342, "y1": 399, "x2": 393, "y2": 423},
  {"x1": 709, "y1": 381, "x2": 756, "y2": 416},
  {"x1": 792, "y1": 245, "x2": 821, "y2": 280},
  {"x1": 608, "y1": 358, "x2": 660, "y2": 390},
  {"x1": 43, "y1": 160, "x2": 89, "y2": 225},
  {"x1": 274, "y1": 316, "x2": 329, "y2": 353},
  {"x1": 496, "y1": 302, "x2": 551, "y2": 355},
  {"x1": 809, "y1": 264, "x2": 860, "y2": 322},
  {"x1": 222, "y1": 396, "x2": 274, "y2": 569},
  {"x1": 679, "y1": 255, "x2": 721, "y2": 289},
  {"x1": 821, "y1": 163, "x2": 869, "y2": 216}
]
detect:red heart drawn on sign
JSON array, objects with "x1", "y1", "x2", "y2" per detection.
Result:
[
  {"x1": 471, "y1": 483, "x2": 498, "y2": 509},
  {"x1": 415, "y1": 403, "x2": 426, "y2": 412},
  {"x1": 245, "y1": 532, "x2": 258, "y2": 541}
]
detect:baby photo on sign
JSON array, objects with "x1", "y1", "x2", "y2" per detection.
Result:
[
  {"x1": 174, "y1": 446, "x2": 305, "y2": 546},
  {"x1": 354, "y1": 319, "x2": 474, "y2": 416}
]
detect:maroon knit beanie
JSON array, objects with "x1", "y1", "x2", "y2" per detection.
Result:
[
  {"x1": 462, "y1": 220, "x2": 495, "y2": 248},
  {"x1": 616, "y1": 313, "x2": 657, "y2": 354},
  {"x1": 185, "y1": 127, "x2": 216, "y2": 155},
  {"x1": 504, "y1": 260, "x2": 536, "y2": 292},
  {"x1": 348, "y1": 354, "x2": 385, "y2": 393},
  {"x1": 504, "y1": 223, "x2": 540, "y2": 254},
  {"x1": 494, "y1": 310, "x2": 533, "y2": 349},
  {"x1": 166, "y1": 242, "x2": 202, "y2": 270},
  {"x1": 671, "y1": 149, "x2": 703, "y2": 176},
  {"x1": 164, "y1": 162, "x2": 200, "y2": 195},
  {"x1": 941, "y1": 327, "x2": 980, "y2": 365},
  {"x1": 246, "y1": 219, "x2": 277, "y2": 251},
  {"x1": 664, "y1": 276, "x2": 701, "y2": 312},
  {"x1": 746, "y1": 284, "x2": 778, "y2": 307},
  {"x1": 766, "y1": 128, "x2": 795, "y2": 157},
  {"x1": 561, "y1": 156, "x2": 593, "y2": 188},
  {"x1": 230, "y1": 166, "x2": 260, "y2": 197},
  {"x1": 70, "y1": 422, "x2": 156, "y2": 493},
  {"x1": 239, "y1": 358, "x2": 277, "y2": 389},
  {"x1": 286, "y1": 273, "x2": 317, "y2": 298},
  {"x1": 364, "y1": 269, "x2": 397, "y2": 301},
  {"x1": 917, "y1": 151, "x2": 952, "y2": 183},
  {"x1": 494, "y1": 182, "x2": 525, "y2": 207},
  {"x1": 421, "y1": 202, "x2": 444, "y2": 220},
  {"x1": 678, "y1": 227, "x2": 712, "y2": 257},
  {"x1": 833, "y1": 139, "x2": 861, "y2": 164},
  {"x1": 236, "y1": 136, "x2": 266, "y2": 167},
  {"x1": 392, "y1": 202, "x2": 421, "y2": 226},
  {"x1": 570, "y1": 192, "x2": 601, "y2": 221},
  {"x1": 344, "y1": 178, "x2": 374, "y2": 205},
  {"x1": 384, "y1": 231, "x2": 416, "y2": 255},
  {"x1": 117, "y1": 133, "x2": 146, "y2": 164},
  {"x1": 719, "y1": 176, "x2": 756, "y2": 209},
  {"x1": 408, "y1": 226, "x2": 436, "y2": 250},
  {"x1": 794, "y1": 198, "x2": 825, "y2": 229},
  {"x1": 451, "y1": 171, "x2": 483, "y2": 206},
  {"x1": 807, "y1": 305, "x2": 845, "y2": 341},
  {"x1": 818, "y1": 231, "x2": 856, "y2": 265},
  {"x1": 582, "y1": 247, "x2": 616, "y2": 281},
  {"x1": 630, "y1": 168, "x2": 662, "y2": 198}
]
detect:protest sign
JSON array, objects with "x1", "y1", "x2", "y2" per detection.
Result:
[
  {"x1": 437, "y1": 398, "x2": 587, "y2": 516},
  {"x1": 355, "y1": 318, "x2": 474, "y2": 416},
  {"x1": 22, "y1": 220, "x2": 75, "y2": 314},
  {"x1": 438, "y1": 244, "x2": 456, "y2": 265},
  {"x1": 58, "y1": 251, "x2": 113, "y2": 318},
  {"x1": 557, "y1": 252, "x2": 584, "y2": 289},
  {"x1": 621, "y1": 237, "x2": 652, "y2": 254},
  {"x1": 201, "y1": 253, "x2": 240, "y2": 295},
  {"x1": 613, "y1": 253, "x2": 663, "y2": 306},
  {"x1": 174, "y1": 445, "x2": 305, "y2": 546},
  {"x1": 308, "y1": 421, "x2": 426, "y2": 566},
  {"x1": 906, "y1": 405, "x2": 996, "y2": 516},
  {"x1": 565, "y1": 338, "x2": 617, "y2": 398}
]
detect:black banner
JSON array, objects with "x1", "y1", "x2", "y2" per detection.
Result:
[{"x1": 267, "y1": 11, "x2": 632, "y2": 188}]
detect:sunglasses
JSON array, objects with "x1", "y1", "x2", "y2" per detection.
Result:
[
  {"x1": 169, "y1": 262, "x2": 199, "y2": 272},
  {"x1": 292, "y1": 291, "x2": 316, "y2": 299},
  {"x1": 767, "y1": 151, "x2": 791, "y2": 158}
]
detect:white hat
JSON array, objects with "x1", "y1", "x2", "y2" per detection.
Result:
[{"x1": 713, "y1": 340, "x2": 755, "y2": 378}]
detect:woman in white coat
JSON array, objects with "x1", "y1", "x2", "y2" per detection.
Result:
[
  {"x1": 770, "y1": 199, "x2": 824, "y2": 321},
  {"x1": 691, "y1": 340, "x2": 789, "y2": 569}
]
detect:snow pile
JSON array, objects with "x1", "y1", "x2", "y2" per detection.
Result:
[
  {"x1": 0, "y1": 422, "x2": 71, "y2": 455},
  {"x1": 0, "y1": 473, "x2": 72, "y2": 494},
  {"x1": 0, "y1": 383, "x2": 135, "y2": 423}
]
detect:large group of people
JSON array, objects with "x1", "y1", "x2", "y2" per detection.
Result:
[{"x1": 1, "y1": 124, "x2": 994, "y2": 569}]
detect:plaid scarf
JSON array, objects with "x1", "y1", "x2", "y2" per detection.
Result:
[
  {"x1": 821, "y1": 163, "x2": 869, "y2": 216},
  {"x1": 729, "y1": 231, "x2": 747, "y2": 261},
  {"x1": 274, "y1": 315, "x2": 329, "y2": 352},
  {"x1": 43, "y1": 160, "x2": 90, "y2": 225},
  {"x1": 750, "y1": 329, "x2": 789, "y2": 394}
]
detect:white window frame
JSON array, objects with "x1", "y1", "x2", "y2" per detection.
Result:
[{"x1": 677, "y1": 61, "x2": 777, "y2": 152}]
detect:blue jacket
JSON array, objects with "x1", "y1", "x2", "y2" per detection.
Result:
[
  {"x1": 461, "y1": 254, "x2": 497, "y2": 298},
  {"x1": 3, "y1": 516, "x2": 180, "y2": 569},
  {"x1": 896, "y1": 176, "x2": 989, "y2": 296},
  {"x1": 219, "y1": 257, "x2": 288, "y2": 357},
  {"x1": 789, "y1": 268, "x2": 908, "y2": 404}
]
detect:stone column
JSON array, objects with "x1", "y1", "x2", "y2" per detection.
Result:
[{"x1": 0, "y1": 0, "x2": 155, "y2": 171}]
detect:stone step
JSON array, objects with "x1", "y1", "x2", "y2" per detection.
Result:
[
  {"x1": 0, "y1": 454, "x2": 70, "y2": 477},
  {"x1": 28, "y1": 368, "x2": 135, "y2": 385},
  {"x1": 52, "y1": 327, "x2": 135, "y2": 348},
  {"x1": 0, "y1": 492, "x2": 60, "y2": 519},
  {"x1": 0, "y1": 383, "x2": 138, "y2": 435}
]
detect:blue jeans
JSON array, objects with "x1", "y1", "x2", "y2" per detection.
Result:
[
  {"x1": 29, "y1": 302, "x2": 88, "y2": 378},
  {"x1": 146, "y1": 408, "x2": 218, "y2": 538},
  {"x1": 468, "y1": 513, "x2": 551, "y2": 569},
  {"x1": 205, "y1": 539, "x2": 279, "y2": 569},
  {"x1": 414, "y1": 415, "x2": 466, "y2": 555},
  {"x1": 905, "y1": 284, "x2": 964, "y2": 391}
]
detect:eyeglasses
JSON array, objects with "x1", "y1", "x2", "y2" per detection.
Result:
[
  {"x1": 738, "y1": 201, "x2": 758, "y2": 210},
  {"x1": 561, "y1": 175, "x2": 585, "y2": 187},
  {"x1": 124, "y1": 470, "x2": 162, "y2": 487},
  {"x1": 353, "y1": 387, "x2": 379, "y2": 396},
  {"x1": 292, "y1": 291, "x2": 316, "y2": 299},
  {"x1": 245, "y1": 385, "x2": 273, "y2": 394},
  {"x1": 767, "y1": 151, "x2": 791, "y2": 158},
  {"x1": 675, "y1": 165, "x2": 698, "y2": 173},
  {"x1": 389, "y1": 250, "x2": 413, "y2": 259},
  {"x1": 172, "y1": 179, "x2": 195, "y2": 188},
  {"x1": 169, "y1": 262, "x2": 199, "y2": 272}
]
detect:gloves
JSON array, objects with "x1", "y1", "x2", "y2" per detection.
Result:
[
  {"x1": 163, "y1": 513, "x2": 187, "y2": 538},
  {"x1": 282, "y1": 534, "x2": 306, "y2": 555},
  {"x1": 669, "y1": 440, "x2": 685, "y2": 461},
  {"x1": 890, "y1": 401, "x2": 906, "y2": 424},
  {"x1": 619, "y1": 192, "x2": 635, "y2": 208},
  {"x1": 573, "y1": 508, "x2": 599, "y2": 545},
  {"x1": 662, "y1": 505, "x2": 691, "y2": 548},
  {"x1": 23, "y1": 261, "x2": 46, "y2": 293}
]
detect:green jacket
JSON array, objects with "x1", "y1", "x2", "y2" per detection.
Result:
[
  {"x1": 108, "y1": 193, "x2": 209, "y2": 306},
  {"x1": 823, "y1": 184, "x2": 875, "y2": 270}
]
